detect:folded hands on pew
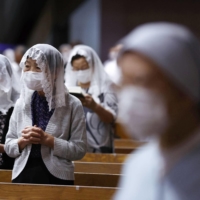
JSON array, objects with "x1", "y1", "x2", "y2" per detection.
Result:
[{"x1": 18, "y1": 125, "x2": 54, "y2": 151}]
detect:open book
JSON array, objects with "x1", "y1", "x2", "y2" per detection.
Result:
[{"x1": 67, "y1": 86, "x2": 86, "y2": 98}]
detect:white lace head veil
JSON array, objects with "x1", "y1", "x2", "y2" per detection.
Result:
[
  {"x1": 0, "y1": 55, "x2": 15, "y2": 114},
  {"x1": 65, "y1": 45, "x2": 113, "y2": 99},
  {"x1": 20, "y1": 44, "x2": 66, "y2": 110}
]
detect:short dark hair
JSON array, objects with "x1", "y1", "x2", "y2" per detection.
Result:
[{"x1": 71, "y1": 54, "x2": 85, "y2": 65}]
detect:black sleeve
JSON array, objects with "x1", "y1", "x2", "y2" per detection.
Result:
[
  {"x1": 0, "y1": 107, "x2": 15, "y2": 169},
  {"x1": 1, "y1": 107, "x2": 14, "y2": 144}
]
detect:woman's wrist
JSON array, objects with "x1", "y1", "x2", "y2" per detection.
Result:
[
  {"x1": 92, "y1": 102, "x2": 99, "y2": 112},
  {"x1": 91, "y1": 103, "x2": 114, "y2": 123},
  {"x1": 43, "y1": 133, "x2": 54, "y2": 149},
  {"x1": 18, "y1": 137, "x2": 28, "y2": 152}
]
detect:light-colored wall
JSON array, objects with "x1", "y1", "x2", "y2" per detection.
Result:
[{"x1": 69, "y1": 0, "x2": 101, "y2": 55}]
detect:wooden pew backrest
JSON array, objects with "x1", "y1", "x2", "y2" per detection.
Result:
[
  {"x1": 74, "y1": 162, "x2": 123, "y2": 174},
  {"x1": 0, "y1": 182, "x2": 117, "y2": 200},
  {"x1": 0, "y1": 170, "x2": 121, "y2": 187},
  {"x1": 80, "y1": 153, "x2": 127, "y2": 163}
]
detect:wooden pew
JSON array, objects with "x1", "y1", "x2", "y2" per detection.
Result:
[
  {"x1": 0, "y1": 182, "x2": 117, "y2": 200},
  {"x1": 75, "y1": 172, "x2": 120, "y2": 187},
  {"x1": 0, "y1": 170, "x2": 121, "y2": 187},
  {"x1": 114, "y1": 147, "x2": 135, "y2": 154},
  {"x1": 114, "y1": 139, "x2": 145, "y2": 154},
  {"x1": 114, "y1": 139, "x2": 145, "y2": 148},
  {"x1": 115, "y1": 122, "x2": 130, "y2": 139},
  {"x1": 74, "y1": 162, "x2": 122, "y2": 174},
  {"x1": 80, "y1": 153, "x2": 127, "y2": 163}
]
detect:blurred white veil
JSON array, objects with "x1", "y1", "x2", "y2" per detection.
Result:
[{"x1": 0, "y1": 55, "x2": 16, "y2": 114}]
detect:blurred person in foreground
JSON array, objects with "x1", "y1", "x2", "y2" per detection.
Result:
[
  {"x1": 104, "y1": 44, "x2": 123, "y2": 85},
  {"x1": 0, "y1": 55, "x2": 18, "y2": 169},
  {"x1": 65, "y1": 45, "x2": 118, "y2": 153},
  {"x1": 114, "y1": 22, "x2": 200, "y2": 200}
]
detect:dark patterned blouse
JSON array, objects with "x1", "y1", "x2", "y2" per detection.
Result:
[
  {"x1": 0, "y1": 112, "x2": 7, "y2": 165},
  {"x1": 30, "y1": 91, "x2": 54, "y2": 158},
  {"x1": 0, "y1": 107, "x2": 14, "y2": 169}
]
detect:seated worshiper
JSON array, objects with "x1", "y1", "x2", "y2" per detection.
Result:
[
  {"x1": 59, "y1": 43, "x2": 72, "y2": 68},
  {"x1": 65, "y1": 45, "x2": 118, "y2": 153},
  {"x1": 5, "y1": 44, "x2": 87, "y2": 185},
  {"x1": 104, "y1": 44, "x2": 123, "y2": 85},
  {"x1": 0, "y1": 55, "x2": 18, "y2": 169},
  {"x1": 14, "y1": 45, "x2": 26, "y2": 64},
  {"x1": 3, "y1": 48, "x2": 22, "y2": 98},
  {"x1": 113, "y1": 22, "x2": 200, "y2": 200}
]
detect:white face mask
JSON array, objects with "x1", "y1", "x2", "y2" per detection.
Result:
[
  {"x1": 118, "y1": 86, "x2": 169, "y2": 141},
  {"x1": 23, "y1": 71, "x2": 43, "y2": 91},
  {"x1": 76, "y1": 68, "x2": 93, "y2": 84}
]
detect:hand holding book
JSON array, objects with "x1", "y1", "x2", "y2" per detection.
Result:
[
  {"x1": 80, "y1": 94, "x2": 114, "y2": 123},
  {"x1": 68, "y1": 86, "x2": 97, "y2": 110},
  {"x1": 79, "y1": 94, "x2": 98, "y2": 111},
  {"x1": 68, "y1": 86, "x2": 86, "y2": 98}
]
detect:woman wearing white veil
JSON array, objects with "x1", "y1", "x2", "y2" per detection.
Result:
[
  {"x1": 5, "y1": 44, "x2": 87, "y2": 185},
  {"x1": 3, "y1": 48, "x2": 22, "y2": 97},
  {"x1": 0, "y1": 54, "x2": 17, "y2": 169},
  {"x1": 0, "y1": 55, "x2": 15, "y2": 114},
  {"x1": 65, "y1": 45, "x2": 118, "y2": 153}
]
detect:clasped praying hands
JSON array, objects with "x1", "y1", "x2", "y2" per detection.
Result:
[
  {"x1": 21, "y1": 126, "x2": 48, "y2": 145},
  {"x1": 18, "y1": 126, "x2": 54, "y2": 151}
]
